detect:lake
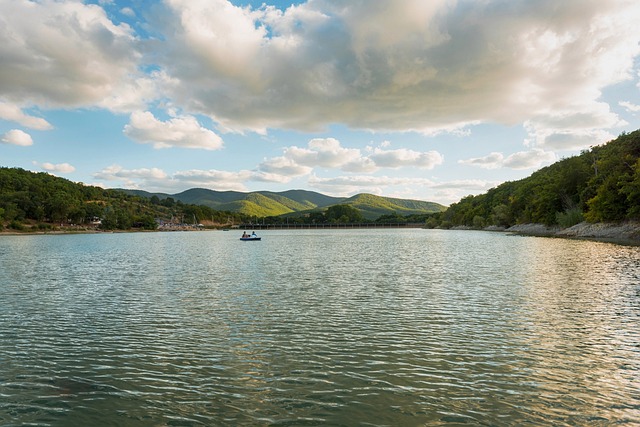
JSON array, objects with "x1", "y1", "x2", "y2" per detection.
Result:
[{"x1": 0, "y1": 229, "x2": 638, "y2": 426}]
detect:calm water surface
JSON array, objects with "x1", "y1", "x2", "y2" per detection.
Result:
[{"x1": 0, "y1": 229, "x2": 638, "y2": 426}]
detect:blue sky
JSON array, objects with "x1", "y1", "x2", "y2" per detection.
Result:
[{"x1": 1, "y1": 0, "x2": 640, "y2": 205}]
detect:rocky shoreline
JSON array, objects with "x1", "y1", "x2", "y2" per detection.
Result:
[
  {"x1": 3, "y1": 221, "x2": 640, "y2": 245},
  {"x1": 503, "y1": 221, "x2": 640, "y2": 245},
  {"x1": 449, "y1": 221, "x2": 640, "y2": 245}
]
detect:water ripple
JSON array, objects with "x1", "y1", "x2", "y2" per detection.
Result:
[{"x1": 1, "y1": 230, "x2": 639, "y2": 426}]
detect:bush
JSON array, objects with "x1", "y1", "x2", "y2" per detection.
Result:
[
  {"x1": 425, "y1": 217, "x2": 439, "y2": 229},
  {"x1": 472, "y1": 215, "x2": 485, "y2": 229},
  {"x1": 556, "y1": 208, "x2": 584, "y2": 228},
  {"x1": 9, "y1": 220, "x2": 25, "y2": 231}
]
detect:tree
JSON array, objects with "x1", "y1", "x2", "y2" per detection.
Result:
[
  {"x1": 437, "y1": 130, "x2": 640, "y2": 226},
  {"x1": 491, "y1": 204, "x2": 511, "y2": 227},
  {"x1": 47, "y1": 191, "x2": 74, "y2": 223},
  {"x1": 619, "y1": 158, "x2": 640, "y2": 218},
  {"x1": 324, "y1": 204, "x2": 364, "y2": 223},
  {"x1": 134, "y1": 214, "x2": 157, "y2": 230},
  {"x1": 100, "y1": 207, "x2": 118, "y2": 230}
]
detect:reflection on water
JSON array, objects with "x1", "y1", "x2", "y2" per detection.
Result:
[{"x1": 0, "y1": 229, "x2": 639, "y2": 426}]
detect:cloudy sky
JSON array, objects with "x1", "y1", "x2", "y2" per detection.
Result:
[{"x1": 1, "y1": 0, "x2": 640, "y2": 205}]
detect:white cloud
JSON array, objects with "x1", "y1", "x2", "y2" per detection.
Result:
[
  {"x1": 430, "y1": 179, "x2": 501, "y2": 191},
  {"x1": 149, "y1": 0, "x2": 640, "y2": 138},
  {"x1": 307, "y1": 174, "x2": 501, "y2": 204},
  {"x1": 120, "y1": 7, "x2": 135, "y2": 17},
  {"x1": 93, "y1": 165, "x2": 170, "y2": 190},
  {"x1": 92, "y1": 165, "x2": 292, "y2": 193},
  {"x1": 0, "y1": 0, "x2": 141, "y2": 110},
  {"x1": 2, "y1": 0, "x2": 638, "y2": 141},
  {"x1": 174, "y1": 168, "x2": 291, "y2": 188},
  {"x1": 249, "y1": 171, "x2": 294, "y2": 184},
  {"x1": 428, "y1": 179, "x2": 503, "y2": 205},
  {"x1": 308, "y1": 174, "x2": 434, "y2": 197},
  {"x1": 286, "y1": 138, "x2": 362, "y2": 168},
  {"x1": 171, "y1": 169, "x2": 252, "y2": 191},
  {"x1": 460, "y1": 149, "x2": 556, "y2": 170},
  {"x1": 310, "y1": 175, "x2": 434, "y2": 187},
  {"x1": 257, "y1": 137, "x2": 444, "y2": 183},
  {"x1": 97, "y1": 73, "x2": 163, "y2": 113},
  {"x1": 0, "y1": 102, "x2": 52, "y2": 130},
  {"x1": 503, "y1": 149, "x2": 556, "y2": 170},
  {"x1": 94, "y1": 164, "x2": 164, "y2": 180},
  {"x1": 39, "y1": 162, "x2": 76, "y2": 174},
  {"x1": 124, "y1": 111, "x2": 223, "y2": 150},
  {"x1": 458, "y1": 152, "x2": 504, "y2": 170},
  {"x1": 525, "y1": 123, "x2": 616, "y2": 151},
  {"x1": 1, "y1": 129, "x2": 33, "y2": 146},
  {"x1": 369, "y1": 148, "x2": 444, "y2": 169},
  {"x1": 281, "y1": 138, "x2": 377, "y2": 172},
  {"x1": 258, "y1": 156, "x2": 313, "y2": 177},
  {"x1": 620, "y1": 101, "x2": 640, "y2": 113}
]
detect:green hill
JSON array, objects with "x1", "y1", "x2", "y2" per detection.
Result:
[
  {"x1": 234, "y1": 193, "x2": 299, "y2": 217},
  {"x1": 342, "y1": 193, "x2": 446, "y2": 220},
  {"x1": 275, "y1": 190, "x2": 344, "y2": 208},
  {"x1": 442, "y1": 130, "x2": 640, "y2": 228},
  {"x1": 173, "y1": 188, "x2": 248, "y2": 206},
  {"x1": 121, "y1": 187, "x2": 444, "y2": 219}
]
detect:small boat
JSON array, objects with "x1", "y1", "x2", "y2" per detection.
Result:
[{"x1": 240, "y1": 232, "x2": 261, "y2": 241}]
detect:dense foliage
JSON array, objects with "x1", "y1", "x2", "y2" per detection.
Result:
[
  {"x1": 4, "y1": 129, "x2": 638, "y2": 233},
  {"x1": 441, "y1": 130, "x2": 640, "y2": 228},
  {"x1": 0, "y1": 168, "x2": 246, "y2": 231}
]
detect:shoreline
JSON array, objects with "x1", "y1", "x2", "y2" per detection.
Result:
[
  {"x1": 0, "y1": 226, "x2": 212, "y2": 236},
  {"x1": 2, "y1": 221, "x2": 640, "y2": 246},
  {"x1": 501, "y1": 221, "x2": 640, "y2": 246}
]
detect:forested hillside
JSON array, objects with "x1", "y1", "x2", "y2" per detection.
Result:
[
  {"x1": 122, "y1": 188, "x2": 344, "y2": 216},
  {"x1": 442, "y1": 130, "x2": 640, "y2": 228},
  {"x1": 124, "y1": 187, "x2": 445, "y2": 218},
  {"x1": 0, "y1": 168, "x2": 246, "y2": 231},
  {"x1": 0, "y1": 167, "x2": 445, "y2": 232}
]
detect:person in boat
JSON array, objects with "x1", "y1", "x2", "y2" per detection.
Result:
[
  {"x1": 242, "y1": 231, "x2": 248, "y2": 238},
  {"x1": 251, "y1": 231, "x2": 257, "y2": 237}
]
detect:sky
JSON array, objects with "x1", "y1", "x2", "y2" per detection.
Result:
[{"x1": 1, "y1": 0, "x2": 640, "y2": 206}]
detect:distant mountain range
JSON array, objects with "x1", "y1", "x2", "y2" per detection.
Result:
[{"x1": 121, "y1": 188, "x2": 446, "y2": 219}]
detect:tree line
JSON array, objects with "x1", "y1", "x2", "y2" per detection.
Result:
[
  {"x1": 0, "y1": 167, "x2": 246, "y2": 231},
  {"x1": 438, "y1": 130, "x2": 640, "y2": 229},
  {"x1": 254, "y1": 204, "x2": 434, "y2": 225}
]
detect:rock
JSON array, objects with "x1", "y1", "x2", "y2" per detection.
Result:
[
  {"x1": 501, "y1": 221, "x2": 640, "y2": 244},
  {"x1": 556, "y1": 221, "x2": 640, "y2": 241},
  {"x1": 506, "y1": 224, "x2": 559, "y2": 236}
]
